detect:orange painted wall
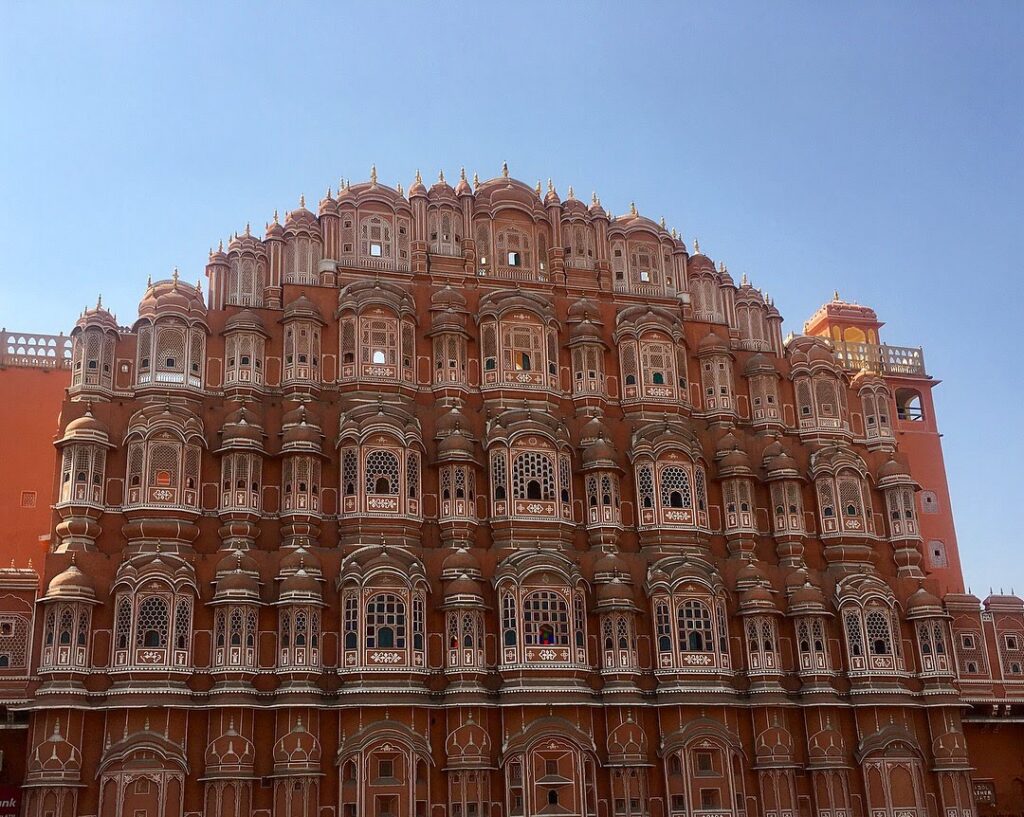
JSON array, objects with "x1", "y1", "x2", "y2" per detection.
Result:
[{"x1": 0, "y1": 365, "x2": 69, "y2": 571}]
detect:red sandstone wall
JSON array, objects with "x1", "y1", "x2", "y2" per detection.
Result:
[{"x1": 0, "y1": 365, "x2": 68, "y2": 570}]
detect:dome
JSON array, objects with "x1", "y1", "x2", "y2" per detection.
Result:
[
  {"x1": 698, "y1": 332, "x2": 730, "y2": 354},
  {"x1": 408, "y1": 169, "x2": 427, "y2": 197},
  {"x1": 282, "y1": 293, "x2": 324, "y2": 322},
  {"x1": 60, "y1": 408, "x2": 111, "y2": 444},
  {"x1": 743, "y1": 353, "x2": 776, "y2": 377},
  {"x1": 43, "y1": 562, "x2": 96, "y2": 602},
  {"x1": 215, "y1": 549, "x2": 259, "y2": 576},
  {"x1": 905, "y1": 586, "x2": 943, "y2": 618},
  {"x1": 318, "y1": 188, "x2": 337, "y2": 216},
  {"x1": 788, "y1": 581, "x2": 827, "y2": 613},
  {"x1": 228, "y1": 227, "x2": 266, "y2": 256},
  {"x1": 279, "y1": 546, "x2": 322, "y2": 576},
  {"x1": 273, "y1": 719, "x2": 322, "y2": 769},
  {"x1": 445, "y1": 573, "x2": 483, "y2": 601},
  {"x1": 441, "y1": 547, "x2": 481, "y2": 580},
  {"x1": 596, "y1": 577, "x2": 634, "y2": 606},
  {"x1": 136, "y1": 274, "x2": 208, "y2": 325},
  {"x1": 428, "y1": 170, "x2": 457, "y2": 203},
  {"x1": 205, "y1": 725, "x2": 255, "y2": 773},
  {"x1": 75, "y1": 302, "x2": 119, "y2": 334},
  {"x1": 593, "y1": 551, "x2": 628, "y2": 581},
  {"x1": 278, "y1": 568, "x2": 322, "y2": 601},
  {"x1": 877, "y1": 457, "x2": 912, "y2": 482},
  {"x1": 454, "y1": 167, "x2": 472, "y2": 197},
  {"x1": 224, "y1": 309, "x2": 268, "y2": 335},
  {"x1": 437, "y1": 429, "x2": 477, "y2": 461},
  {"x1": 214, "y1": 569, "x2": 260, "y2": 601},
  {"x1": 581, "y1": 436, "x2": 618, "y2": 469},
  {"x1": 579, "y1": 415, "x2": 607, "y2": 445},
  {"x1": 219, "y1": 405, "x2": 265, "y2": 448},
  {"x1": 284, "y1": 198, "x2": 320, "y2": 233}
]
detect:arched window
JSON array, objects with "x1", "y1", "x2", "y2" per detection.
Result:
[
  {"x1": 523, "y1": 591, "x2": 569, "y2": 646},
  {"x1": 365, "y1": 450, "x2": 401, "y2": 496},
  {"x1": 678, "y1": 601, "x2": 714, "y2": 652},
  {"x1": 135, "y1": 596, "x2": 169, "y2": 650},
  {"x1": 365, "y1": 594, "x2": 406, "y2": 650}
]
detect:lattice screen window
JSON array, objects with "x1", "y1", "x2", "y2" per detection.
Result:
[
  {"x1": 641, "y1": 341, "x2": 673, "y2": 387},
  {"x1": 954, "y1": 629, "x2": 987, "y2": 675},
  {"x1": 365, "y1": 593, "x2": 406, "y2": 650},
  {"x1": 511, "y1": 451, "x2": 555, "y2": 501},
  {"x1": 695, "y1": 468, "x2": 708, "y2": 513},
  {"x1": 0, "y1": 615, "x2": 29, "y2": 668},
  {"x1": 620, "y1": 340, "x2": 638, "y2": 386},
  {"x1": 114, "y1": 596, "x2": 132, "y2": 650},
  {"x1": 843, "y1": 610, "x2": 864, "y2": 658},
  {"x1": 491, "y1": 451, "x2": 507, "y2": 502},
  {"x1": 135, "y1": 596, "x2": 170, "y2": 649},
  {"x1": 360, "y1": 317, "x2": 399, "y2": 366},
  {"x1": 155, "y1": 327, "x2": 185, "y2": 373},
  {"x1": 502, "y1": 592, "x2": 518, "y2": 647},
  {"x1": 360, "y1": 216, "x2": 394, "y2": 260},
  {"x1": 637, "y1": 465, "x2": 654, "y2": 509},
  {"x1": 148, "y1": 441, "x2": 180, "y2": 491},
  {"x1": 659, "y1": 466, "x2": 692, "y2": 510},
  {"x1": 865, "y1": 609, "x2": 893, "y2": 656},
  {"x1": 365, "y1": 450, "x2": 401, "y2": 495},
  {"x1": 522, "y1": 591, "x2": 569, "y2": 646},
  {"x1": 677, "y1": 600, "x2": 714, "y2": 652}
]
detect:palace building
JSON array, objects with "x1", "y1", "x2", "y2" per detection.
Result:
[{"x1": 0, "y1": 165, "x2": 1022, "y2": 817}]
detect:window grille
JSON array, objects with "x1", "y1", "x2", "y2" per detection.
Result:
[
  {"x1": 135, "y1": 596, "x2": 170, "y2": 649},
  {"x1": 677, "y1": 601, "x2": 713, "y2": 652},
  {"x1": 523, "y1": 591, "x2": 569, "y2": 646},
  {"x1": 511, "y1": 451, "x2": 555, "y2": 501},
  {"x1": 365, "y1": 593, "x2": 406, "y2": 649}
]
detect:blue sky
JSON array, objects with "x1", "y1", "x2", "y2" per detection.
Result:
[{"x1": 1, "y1": 2, "x2": 1021, "y2": 593}]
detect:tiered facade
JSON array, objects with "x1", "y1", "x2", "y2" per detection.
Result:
[{"x1": 5, "y1": 166, "x2": 1024, "y2": 817}]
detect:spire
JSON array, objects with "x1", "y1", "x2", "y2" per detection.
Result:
[
  {"x1": 415, "y1": 168, "x2": 422, "y2": 184},
  {"x1": 693, "y1": 237, "x2": 700, "y2": 254},
  {"x1": 535, "y1": 180, "x2": 542, "y2": 196},
  {"x1": 630, "y1": 201, "x2": 637, "y2": 216},
  {"x1": 567, "y1": 185, "x2": 574, "y2": 199},
  {"x1": 473, "y1": 172, "x2": 480, "y2": 188},
  {"x1": 172, "y1": 267, "x2": 179, "y2": 285},
  {"x1": 592, "y1": 191, "x2": 598, "y2": 205},
  {"x1": 671, "y1": 227, "x2": 678, "y2": 239},
  {"x1": 244, "y1": 222, "x2": 250, "y2": 236},
  {"x1": 396, "y1": 182, "x2": 403, "y2": 196},
  {"x1": 438, "y1": 169, "x2": 445, "y2": 183},
  {"x1": 833, "y1": 289, "x2": 841, "y2": 301},
  {"x1": 299, "y1": 194, "x2": 305, "y2": 208},
  {"x1": 370, "y1": 164, "x2": 377, "y2": 186},
  {"x1": 460, "y1": 166, "x2": 467, "y2": 182},
  {"x1": 147, "y1": 273, "x2": 152, "y2": 287},
  {"x1": 660, "y1": 216, "x2": 666, "y2": 229},
  {"x1": 218, "y1": 239, "x2": 224, "y2": 252},
  {"x1": 96, "y1": 294, "x2": 102, "y2": 309},
  {"x1": 741, "y1": 272, "x2": 748, "y2": 285},
  {"x1": 273, "y1": 210, "x2": 279, "y2": 225},
  {"x1": 547, "y1": 178, "x2": 554, "y2": 193},
  {"x1": 501, "y1": 161, "x2": 510, "y2": 179},
  {"x1": 326, "y1": 185, "x2": 332, "y2": 198}
]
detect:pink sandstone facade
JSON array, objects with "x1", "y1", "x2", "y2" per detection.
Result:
[{"x1": 0, "y1": 165, "x2": 1021, "y2": 817}]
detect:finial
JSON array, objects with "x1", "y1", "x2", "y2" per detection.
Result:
[
  {"x1": 144, "y1": 717, "x2": 150, "y2": 731},
  {"x1": 245, "y1": 222, "x2": 250, "y2": 236},
  {"x1": 370, "y1": 164, "x2": 378, "y2": 185},
  {"x1": 299, "y1": 194, "x2": 305, "y2": 208},
  {"x1": 473, "y1": 172, "x2": 480, "y2": 188},
  {"x1": 693, "y1": 237, "x2": 700, "y2": 254},
  {"x1": 501, "y1": 161, "x2": 509, "y2": 179},
  {"x1": 172, "y1": 267, "x2": 179, "y2": 284},
  {"x1": 218, "y1": 239, "x2": 224, "y2": 252},
  {"x1": 833, "y1": 289, "x2": 840, "y2": 301},
  {"x1": 396, "y1": 182, "x2": 403, "y2": 196},
  {"x1": 96, "y1": 294, "x2": 102, "y2": 309},
  {"x1": 660, "y1": 216, "x2": 666, "y2": 229},
  {"x1": 147, "y1": 273, "x2": 153, "y2": 287},
  {"x1": 567, "y1": 185, "x2": 574, "y2": 199},
  {"x1": 630, "y1": 201, "x2": 637, "y2": 216},
  {"x1": 415, "y1": 168, "x2": 422, "y2": 184},
  {"x1": 326, "y1": 185, "x2": 332, "y2": 198},
  {"x1": 672, "y1": 227, "x2": 678, "y2": 239},
  {"x1": 741, "y1": 272, "x2": 748, "y2": 285},
  {"x1": 460, "y1": 166, "x2": 467, "y2": 182},
  {"x1": 547, "y1": 178, "x2": 554, "y2": 193},
  {"x1": 438, "y1": 169, "x2": 445, "y2": 183}
]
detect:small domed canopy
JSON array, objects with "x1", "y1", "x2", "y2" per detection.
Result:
[
  {"x1": 931, "y1": 726, "x2": 970, "y2": 769},
  {"x1": 277, "y1": 568, "x2": 323, "y2": 604},
  {"x1": 336, "y1": 278, "x2": 416, "y2": 321},
  {"x1": 218, "y1": 404, "x2": 265, "y2": 451},
  {"x1": 580, "y1": 435, "x2": 620, "y2": 470},
  {"x1": 135, "y1": 275, "x2": 208, "y2": 329},
  {"x1": 754, "y1": 718, "x2": 795, "y2": 767},
  {"x1": 281, "y1": 403, "x2": 324, "y2": 452},
  {"x1": 223, "y1": 308, "x2": 269, "y2": 337},
  {"x1": 743, "y1": 353, "x2": 777, "y2": 378},
  {"x1": 645, "y1": 555, "x2": 724, "y2": 595},
  {"x1": 204, "y1": 723, "x2": 256, "y2": 775},
  {"x1": 876, "y1": 456, "x2": 917, "y2": 489},
  {"x1": 123, "y1": 402, "x2": 206, "y2": 447},
  {"x1": 58, "y1": 408, "x2": 114, "y2": 447},
  {"x1": 441, "y1": 547, "x2": 482, "y2": 581},
  {"x1": 427, "y1": 172, "x2": 457, "y2": 205},
  {"x1": 213, "y1": 568, "x2": 261, "y2": 603},
  {"x1": 472, "y1": 172, "x2": 548, "y2": 220},
  {"x1": 281, "y1": 293, "x2": 325, "y2": 324},
  {"x1": 787, "y1": 580, "x2": 828, "y2": 615},
  {"x1": 628, "y1": 416, "x2": 704, "y2": 462},
  {"x1": 429, "y1": 285, "x2": 470, "y2": 333},
  {"x1": 337, "y1": 400, "x2": 423, "y2": 449},
  {"x1": 228, "y1": 228, "x2": 267, "y2": 257},
  {"x1": 905, "y1": 586, "x2": 944, "y2": 619},
  {"x1": 477, "y1": 288, "x2": 555, "y2": 325},
  {"x1": 113, "y1": 550, "x2": 197, "y2": 594},
  {"x1": 613, "y1": 304, "x2": 682, "y2": 341},
  {"x1": 283, "y1": 199, "x2": 321, "y2": 235},
  {"x1": 279, "y1": 546, "x2": 321, "y2": 577},
  {"x1": 809, "y1": 444, "x2": 867, "y2": 479},
  {"x1": 697, "y1": 332, "x2": 730, "y2": 355},
  {"x1": 273, "y1": 718, "x2": 322, "y2": 772},
  {"x1": 763, "y1": 440, "x2": 801, "y2": 480},
  {"x1": 807, "y1": 720, "x2": 846, "y2": 768},
  {"x1": 484, "y1": 404, "x2": 570, "y2": 449},
  {"x1": 74, "y1": 302, "x2": 120, "y2": 334},
  {"x1": 595, "y1": 575, "x2": 636, "y2": 610},
  {"x1": 592, "y1": 551, "x2": 629, "y2": 582},
  {"x1": 215, "y1": 548, "x2": 260, "y2": 577},
  {"x1": 787, "y1": 335, "x2": 841, "y2": 372},
  {"x1": 42, "y1": 562, "x2": 97, "y2": 603},
  {"x1": 26, "y1": 721, "x2": 82, "y2": 783},
  {"x1": 338, "y1": 542, "x2": 427, "y2": 588},
  {"x1": 443, "y1": 573, "x2": 484, "y2": 605}
]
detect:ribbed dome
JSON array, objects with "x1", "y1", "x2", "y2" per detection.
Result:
[
  {"x1": 445, "y1": 573, "x2": 483, "y2": 600},
  {"x1": 44, "y1": 563, "x2": 96, "y2": 601},
  {"x1": 214, "y1": 569, "x2": 260, "y2": 600},
  {"x1": 441, "y1": 547, "x2": 481, "y2": 580},
  {"x1": 61, "y1": 409, "x2": 110, "y2": 442},
  {"x1": 279, "y1": 568, "x2": 321, "y2": 600}
]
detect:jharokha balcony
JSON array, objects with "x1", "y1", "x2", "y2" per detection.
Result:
[{"x1": 831, "y1": 340, "x2": 927, "y2": 377}]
